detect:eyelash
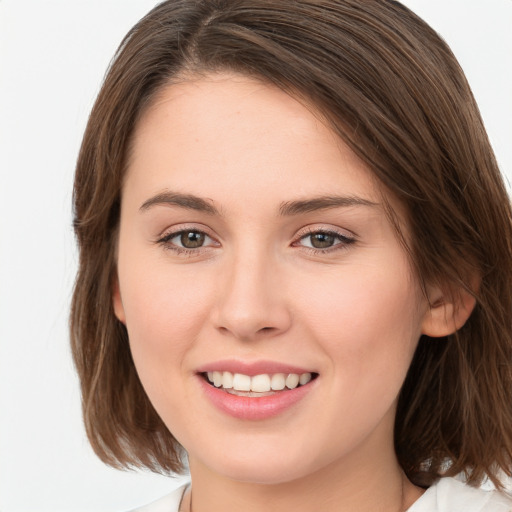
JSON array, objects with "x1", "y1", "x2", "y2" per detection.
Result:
[{"x1": 156, "y1": 227, "x2": 356, "y2": 256}]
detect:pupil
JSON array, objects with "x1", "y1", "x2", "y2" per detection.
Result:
[
  {"x1": 181, "y1": 231, "x2": 205, "y2": 248},
  {"x1": 311, "y1": 233, "x2": 334, "y2": 248}
]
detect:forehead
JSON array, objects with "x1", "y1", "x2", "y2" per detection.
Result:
[{"x1": 125, "y1": 72, "x2": 397, "y2": 219}]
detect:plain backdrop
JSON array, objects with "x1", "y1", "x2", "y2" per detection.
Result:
[{"x1": 0, "y1": 1, "x2": 511, "y2": 511}]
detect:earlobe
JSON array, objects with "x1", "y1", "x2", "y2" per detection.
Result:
[
  {"x1": 112, "y1": 276, "x2": 126, "y2": 324},
  {"x1": 421, "y1": 285, "x2": 477, "y2": 338}
]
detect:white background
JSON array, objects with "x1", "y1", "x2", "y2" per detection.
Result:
[{"x1": 0, "y1": 1, "x2": 511, "y2": 511}]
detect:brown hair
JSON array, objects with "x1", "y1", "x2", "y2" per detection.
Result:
[{"x1": 71, "y1": 0, "x2": 512, "y2": 487}]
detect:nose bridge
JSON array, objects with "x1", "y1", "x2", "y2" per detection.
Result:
[{"x1": 213, "y1": 242, "x2": 291, "y2": 341}]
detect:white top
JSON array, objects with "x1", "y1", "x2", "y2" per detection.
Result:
[{"x1": 130, "y1": 477, "x2": 512, "y2": 512}]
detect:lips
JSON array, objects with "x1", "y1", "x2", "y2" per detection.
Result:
[
  {"x1": 196, "y1": 360, "x2": 318, "y2": 420},
  {"x1": 197, "y1": 359, "x2": 316, "y2": 377}
]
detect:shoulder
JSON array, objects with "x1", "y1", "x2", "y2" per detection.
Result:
[
  {"x1": 407, "y1": 477, "x2": 512, "y2": 512},
  {"x1": 128, "y1": 483, "x2": 189, "y2": 512}
]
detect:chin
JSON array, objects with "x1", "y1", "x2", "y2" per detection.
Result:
[
  {"x1": 193, "y1": 441, "x2": 325, "y2": 485},
  {"x1": 213, "y1": 461, "x2": 309, "y2": 485}
]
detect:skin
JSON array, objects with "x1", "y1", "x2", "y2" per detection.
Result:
[{"x1": 113, "y1": 72, "x2": 471, "y2": 511}]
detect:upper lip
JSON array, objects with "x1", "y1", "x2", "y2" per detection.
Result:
[{"x1": 196, "y1": 359, "x2": 316, "y2": 376}]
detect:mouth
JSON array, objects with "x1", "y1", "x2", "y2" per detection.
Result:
[{"x1": 201, "y1": 371, "x2": 319, "y2": 397}]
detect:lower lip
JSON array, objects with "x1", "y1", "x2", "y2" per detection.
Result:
[{"x1": 198, "y1": 376, "x2": 316, "y2": 420}]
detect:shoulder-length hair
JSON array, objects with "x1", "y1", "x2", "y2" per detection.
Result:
[{"x1": 71, "y1": 0, "x2": 512, "y2": 487}]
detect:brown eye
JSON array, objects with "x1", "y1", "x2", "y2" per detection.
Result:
[
  {"x1": 297, "y1": 230, "x2": 355, "y2": 252},
  {"x1": 158, "y1": 228, "x2": 218, "y2": 254},
  {"x1": 180, "y1": 231, "x2": 206, "y2": 248},
  {"x1": 309, "y1": 232, "x2": 336, "y2": 249}
]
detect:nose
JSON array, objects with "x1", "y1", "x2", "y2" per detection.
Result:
[{"x1": 211, "y1": 248, "x2": 292, "y2": 342}]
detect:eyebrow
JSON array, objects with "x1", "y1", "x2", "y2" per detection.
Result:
[
  {"x1": 139, "y1": 191, "x2": 377, "y2": 216},
  {"x1": 279, "y1": 195, "x2": 378, "y2": 216},
  {"x1": 140, "y1": 192, "x2": 219, "y2": 215}
]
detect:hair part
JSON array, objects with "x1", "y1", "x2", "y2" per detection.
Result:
[{"x1": 71, "y1": 0, "x2": 512, "y2": 486}]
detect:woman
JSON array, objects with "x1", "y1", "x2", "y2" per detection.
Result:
[{"x1": 71, "y1": 1, "x2": 512, "y2": 510}]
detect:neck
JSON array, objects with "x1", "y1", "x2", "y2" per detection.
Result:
[{"x1": 185, "y1": 443, "x2": 423, "y2": 512}]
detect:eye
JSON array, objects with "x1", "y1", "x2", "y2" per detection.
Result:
[
  {"x1": 303, "y1": 232, "x2": 338, "y2": 249},
  {"x1": 157, "y1": 229, "x2": 217, "y2": 252},
  {"x1": 296, "y1": 229, "x2": 355, "y2": 252},
  {"x1": 176, "y1": 230, "x2": 207, "y2": 249}
]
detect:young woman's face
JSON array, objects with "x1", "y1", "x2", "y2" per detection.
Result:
[{"x1": 114, "y1": 73, "x2": 432, "y2": 484}]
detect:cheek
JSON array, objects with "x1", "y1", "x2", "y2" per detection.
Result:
[
  {"x1": 117, "y1": 260, "x2": 215, "y2": 425},
  {"x1": 117, "y1": 251, "x2": 213, "y2": 371},
  {"x1": 294, "y1": 259, "x2": 423, "y2": 378},
  {"x1": 292, "y1": 264, "x2": 423, "y2": 445}
]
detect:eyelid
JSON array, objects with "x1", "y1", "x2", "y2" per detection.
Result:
[
  {"x1": 295, "y1": 224, "x2": 357, "y2": 241},
  {"x1": 155, "y1": 222, "x2": 216, "y2": 240}
]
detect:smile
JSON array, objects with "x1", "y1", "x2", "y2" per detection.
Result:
[
  {"x1": 198, "y1": 367, "x2": 318, "y2": 420},
  {"x1": 204, "y1": 371, "x2": 314, "y2": 395}
]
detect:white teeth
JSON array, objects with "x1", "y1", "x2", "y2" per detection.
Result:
[
  {"x1": 299, "y1": 373, "x2": 312, "y2": 385},
  {"x1": 285, "y1": 373, "x2": 300, "y2": 389},
  {"x1": 222, "y1": 371, "x2": 233, "y2": 389},
  {"x1": 213, "y1": 371, "x2": 223, "y2": 387},
  {"x1": 251, "y1": 374, "x2": 271, "y2": 392},
  {"x1": 232, "y1": 373, "x2": 251, "y2": 391},
  {"x1": 205, "y1": 371, "x2": 314, "y2": 392},
  {"x1": 270, "y1": 373, "x2": 286, "y2": 391}
]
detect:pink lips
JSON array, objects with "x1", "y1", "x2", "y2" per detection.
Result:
[
  {"x1": 196, "y1": 359, "x2": 313, "y2": 376},
  {"x1": 196, "y1": 360, "x2": 317, "y2": 421}
]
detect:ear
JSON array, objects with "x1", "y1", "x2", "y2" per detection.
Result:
[
  {"x1": 112, "y1": 275, "x2": 126, "y2": 324},
  {"x1": 421, "y1": 282, "x2": 477, "y2": 338}
]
